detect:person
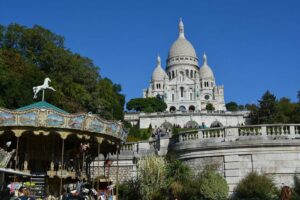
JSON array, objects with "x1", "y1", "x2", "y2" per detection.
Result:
[
  {"x1": 280, "y1": 186, "x2": 292, "y2": 200},
  {"x1": 62, "y1": 188, "x2": 71, "y2": 200},
  {"x1": 99, "y1": 192, "x2": 105, "y2": 200}
]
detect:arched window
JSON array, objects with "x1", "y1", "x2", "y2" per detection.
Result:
[
  {"x1": 180, "y1": 87, "x2": 184, "y2": 98},
  {"x1": 186, "y1": 69, "x2": 189, "y2": 76},
  {"x1": 172, "y1": 71, "x2": 175, "y2": 79},
  {"x1": 188, "y1": 106, "x2": 196, "y2": 112},
  {"x1": 179, "y1": 106, "x2": 186, "y2": 112},
  {"x1": 172, "y1": 94, "x2": 175, "y2": 101},
  {"x1": 170, "y1": 106, "x2": 176, "y2": 112},
  {"x1": 190, "y1": 70, "x2": 193, "y2": 78}
]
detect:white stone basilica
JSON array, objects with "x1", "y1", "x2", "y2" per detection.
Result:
[{"x1": 143, "y1": 19, "x2": 226, "y2": 112}]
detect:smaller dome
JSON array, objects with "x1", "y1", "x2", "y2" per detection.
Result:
[
  {"x1": 152, "y1": 56, "x2": 167, "y2": 81},
  {"x1": 199, "y1": 53, "x2": 214, "y2": 79}
]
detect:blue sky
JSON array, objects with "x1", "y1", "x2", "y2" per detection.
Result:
[{"x1": 1, "y1": 0, "x2": 300, "y2": 105}]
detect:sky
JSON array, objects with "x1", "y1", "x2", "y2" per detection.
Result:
[{"x1": 0, "y1": 0, "x2": 300, "y2": 105}]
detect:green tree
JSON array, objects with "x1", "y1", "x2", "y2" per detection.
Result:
[
  {"x1": 257, "y1": 91, "x2": 277, "y2": 124},
  {"x1": 234, "y1": 171, "x2": 279, "y2": 200},
  {"x1": 206, "y1": 103, "x2": 215, "y2": 111},
  {"x1": 0, "y1": 23, "x2": 125, "y2": 120},
  {"x1": 126, "y1": 97, "x2": 167, "y2": 113},
  {"x1": 226, "y1": 101, "x2": 239, "y2": 111},
  {"x1": 274, "y1": 97, "x2": 296, "y2": 123}
]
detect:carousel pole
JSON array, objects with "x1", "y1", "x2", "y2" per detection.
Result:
[
  {"x1": 92, "y1": 155, "x2": 95, "y2": 188},
  {"x1": 14, "y1": 136, "x2": 20, "y2": 182},
  {"x1": 97, "y1": 143, "x2": 100, "y2": 191},
  {"x1": 116, "y1": 144, "x2": 120, "y2": 200},
  {"x1": 15, "y1": 136, "x2": 20, "y2": 170},
  {"x1": 59, "y1": 139, "x2": 65, "y2": 198}
]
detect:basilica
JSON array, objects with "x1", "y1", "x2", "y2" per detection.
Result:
[{"x1": 143, "y1": 19, "x2": 226, "y2": 112}]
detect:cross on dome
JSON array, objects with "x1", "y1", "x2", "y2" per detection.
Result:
[
  {"x1": 157, "y1": 55, "x2": 161, "y2": 67},
  {"x1": 179, "y1": 17, "x2": 185, "y2": 38},
  {"x1": 203, "y1": 52, "x2": 207, "y2": 65}
]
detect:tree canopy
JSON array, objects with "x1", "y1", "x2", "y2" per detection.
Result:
[
  {"x1": 0, "y1": 23, "x2": 124, "y2": 120},
  {"x1": 206, "y1": 103, "x2": 215, "y2": 111},
  {"x1": 248, "y1": 90, "x2": 300, "y2": 124},
  {"x1": 126, "y1": 97, "x2": 167, "y2": 113}
]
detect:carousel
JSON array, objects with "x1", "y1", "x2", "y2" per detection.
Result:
[{"x1": 0, "y1": 78, "x2": 128, "y2": 198}]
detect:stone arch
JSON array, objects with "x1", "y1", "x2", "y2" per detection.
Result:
[
  {"x1": 210, "y1": 121, "x2": 223, "y2": 128},
  {"x1": 169, "y1": 106, "x2": 176, "y2": 112},
  {"x1": 160, "y1": 121, "x2": 173, "y2": 130},
  {"x1": 188, "y1": 105, "x2": 195, "y2": 112},
  {"x1": 179, "y1": 105, "x2": 186, "y2": 112},
  {"x1": 185, "y1": 120, "x2": 199, "y2": 129}
]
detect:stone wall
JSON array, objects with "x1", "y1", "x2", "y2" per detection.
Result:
[
  {"x1": 92, "y1": 124, "x2": 300, "y2": 195},
  {"x1": 136, "y1": 111, "x2": 246, "y2": 129}
]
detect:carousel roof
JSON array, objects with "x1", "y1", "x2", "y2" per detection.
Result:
[
  {"x1": 0, "y1": 101, "x2": 128, "y2": 143},
  {"x1": 16, "y1": 101, "x2": 69, "y2": 114}
]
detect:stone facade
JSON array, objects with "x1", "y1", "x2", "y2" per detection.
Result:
[
  {"x1": 143, "y1": 19, "x2": 226, "y2": 112},
  {"x1": 125, "y1": 111, "x2": 248, "y2": 129}
]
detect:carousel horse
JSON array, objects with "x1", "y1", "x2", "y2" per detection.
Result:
[
  {"x1": 33, "y1": 77, "x2": 56, "y2": 99},
  {"x1": 281, "y1": 186, "x2": 292, "y2": 200}
]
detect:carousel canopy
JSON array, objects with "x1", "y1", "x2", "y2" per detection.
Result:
[
  {"x1": 0, "y1": 101, "x2": 127, "y2": 143},
  {"x1": 16, "y1": 101, "x2": 69, "y2": 114}
]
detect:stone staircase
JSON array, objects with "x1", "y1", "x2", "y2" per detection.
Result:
[{"x1": 30, "y1": 174, "x2": 46, "y2": 198}]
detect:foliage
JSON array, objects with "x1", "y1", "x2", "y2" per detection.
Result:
[
  {"x1": 119, "y1": 179, "x2": 141, "y2": 200},
  {"x1": 226, "y1": 101, "x2": 239, "y2": 111},
  {"x1": 0, "y1": 23, "x2": 124, "y2": 120},
  {"x1": 197, "y1": 169, "x2": 228, "y2": 200},
  {"x1": 165, "y1": 160, "x2": 192, "y2": 198},
  {"x1": 248, "y1": 90, "x2": 300, "y2": 124},
  {"x1": 137, "y1": 155, "x2": 168, "y2": 200},
  {"x1": 126, "y1": 123, "x2": 151, "y2": 142},
  {"x1": 126, "y1": 97, "x2": 167, "y2": 113},
  {"x1": 257, "y1": 90, "x2": 277, "y2": 124},
  {"x1": 234, "y1": 171, "x2": 279, "y2": 200},
  {"x1": 206, "y1": 103, "x2": 215, "y2": 111}
]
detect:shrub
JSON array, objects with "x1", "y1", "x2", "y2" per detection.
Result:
[
  {"x1": 198, "y1": 169, "x2": 229, "y2": 200},
  {"x1": 118, "y1": 179, "x2": 141, "y2": 200},
  {"x1": 166, "y1": 160, "x2": 192, "y2": 198},
  {"x1": 234, "y1": 171, "x2": 279, "y2": 200},
  {"x1": 138, "y1": 155, "x2": 168, "y2": 200}
]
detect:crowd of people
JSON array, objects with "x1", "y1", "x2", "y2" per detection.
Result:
[{"x1": 0, "y1": 182, "x2": 115, "y2": 200}]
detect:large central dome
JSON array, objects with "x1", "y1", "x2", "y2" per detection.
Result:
[
  {"x1": 167, "y1": 18, "x2": 198, "y2": 68},
  {"x1": 168, "y1": 37, "x2": 197, "y2": 58}
]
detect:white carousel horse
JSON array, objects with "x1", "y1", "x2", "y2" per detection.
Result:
[{"x1": 33, "y1": 77, "x2": 56, "y2": 99}]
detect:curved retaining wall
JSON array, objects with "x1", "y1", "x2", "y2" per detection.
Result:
[
  {"x1": 169, "y1": 124, "x2": 300, "y2": 192},
  {"x1": 94, "y1": 124, "x2": 300, "y2": 194}
]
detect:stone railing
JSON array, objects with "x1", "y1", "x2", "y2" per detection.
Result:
[
  {"x1": 172, "y1": 124, "x2": 300, "y2": 144},
  {"x1": 121, "y1": 142, "x2": 137, "y2": 151},
  {"x1": 113, "y1": 124, "x2": 300, "y2": 156}
]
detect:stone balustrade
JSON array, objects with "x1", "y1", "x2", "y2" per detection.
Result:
[{"x1": 172, "y1": 124, "x2": 300, "y2": 145}]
